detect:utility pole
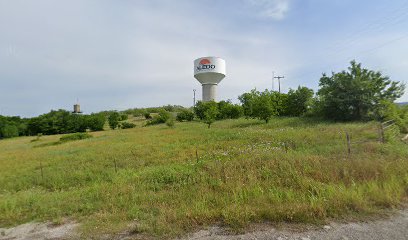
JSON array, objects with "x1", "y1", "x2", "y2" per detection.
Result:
[
  {"x1": 193, "y1": 89, "x2": 196, "y2": 107},
  {"x1": 272, "y1": 71, "x2": 275, "y2": 91},
  {"x1": 274, "y1": 75, "x2": 285, "y2": 93}
]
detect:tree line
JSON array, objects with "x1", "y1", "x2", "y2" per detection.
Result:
[
  {"x1": 0, "y1": 110, "x2": 106, "y2": 139},
  {"x1": 1, "y1": 61, "x2": 407, "y2": 139}
]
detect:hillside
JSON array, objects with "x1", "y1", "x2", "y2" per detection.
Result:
[{"x1": 0, "y1": 117, "x2": 407, "y2": 238}]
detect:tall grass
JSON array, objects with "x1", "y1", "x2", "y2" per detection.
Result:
[{"x1": 0, "y1": 117, "x2": 407, "y2": 238}]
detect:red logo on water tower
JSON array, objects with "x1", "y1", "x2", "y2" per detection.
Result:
[
  {"x1": 199, "y1": 59, "x2": 211, "y2": 65},
  {"x1": 197, "y1": 58, "x2": 215, "y2": 71}
]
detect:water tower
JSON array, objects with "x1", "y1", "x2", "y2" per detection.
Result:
[
  {"x1": 73, "y1": 99, "x2": 82, "y2": 114},
  {"x1": 194, "y1": 57, "x2": 226, "y2": 102}
]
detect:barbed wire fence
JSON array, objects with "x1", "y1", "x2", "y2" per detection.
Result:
[{"x1": 345, "y1": 119, "x2": 407, "y2": 157}]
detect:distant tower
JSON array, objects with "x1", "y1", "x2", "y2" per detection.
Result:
[
  {"x1": 194, "y1": 57, "x2": 226, "y2": 102},
  {"x1": 73, "y1": 99, "x2": 82, "y2": 114}
]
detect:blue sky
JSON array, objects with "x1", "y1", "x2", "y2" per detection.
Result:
[{"x1": 1, "y1": 0, "x2": 408, "y2": 117}]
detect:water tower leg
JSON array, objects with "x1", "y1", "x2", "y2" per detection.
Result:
[{"x1": 202, "y1": 84, "x2": 217, "y2": 102}]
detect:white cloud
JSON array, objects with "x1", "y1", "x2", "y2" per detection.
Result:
[{"x1": 245, "y1": 0, "x2": 291, "y2": 20}]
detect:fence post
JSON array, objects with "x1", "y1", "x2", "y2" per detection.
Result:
[
  {"x1": 379, "y1": 124, "x2": 385, "y2": 143},
  {"x1": 114, "y1": 158, "x2": 117, "y2": 173},
  {"x1": 40, "y1": 160, "x2": 44, "y2": 182},
  {"x1": 346, "y1": 132, "x2": 351, "y2": 157}
]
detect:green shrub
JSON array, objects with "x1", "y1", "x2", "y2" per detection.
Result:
[
  {"x1": 194, "y1": 101, "x2": 218, "y2": 120},
  {"x1": 176, "y1": 109, "x2": 194, "y2": 122},
  {"x1": 238, "y1": 89, "x2": 286, "y2": 123},
  {"x1": 285, "y1": 86, "x2": 314, "y2": 116},
  {"x1": 60, "y1": 132, "x2": 93, "y2": 142},
  {"x1": 87, "y1": 113, "x2": 106, "y2": 131},
  {"x1": 0, "y1": 124, "x2": 19, "y2": 138},
  {"x1": 146, "y1": 110, "x2": 171, "y2": 126},
  {"x1": 217, "y1": 100, "x2": 243, "y2": 119},
  {"x1": 379, "y1": 101, "x2": 408, "y2": 133},
  {"x1": 144, "y1": 112, "x2": 152, "y2": 119},
  {"x1": 166, "y1": 118, "x2": 175, "y2": 128},
  {"x1": 119, "y1": 114, "x2": 128, "y2": 121},
  {"x1": 108, "y1": 112, "x2": 120, "y2": 130},
  {"x1": 120, "y1": 122, "x2": 136, "y2": 129}
]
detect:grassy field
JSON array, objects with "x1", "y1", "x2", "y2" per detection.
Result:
[{"x1": 0, "y1": 117, "x2": 407, "y2": 238}]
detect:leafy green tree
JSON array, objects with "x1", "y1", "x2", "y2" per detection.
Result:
[
  {"x1": 193, "y1": 101, "x2": 220, "y2": 127},
  {"x1": 203, "y1": 102, "x2": 219, "y2": 128},
  {"x1": 217, "y1": 100, "x2": 243, "y2": 119},
  {"x1": 108, "y1": 112, "x2": 120, "y2": 129},
  {"x1": 70, "y1": 114, "x2": 88, "y2": 133},
  {"x1": 317, "y1": 61, "x2": 405, "y2": 121},
  {"x1": 87, "y1": 113, "x2": 106, "y2": 131},
  {"x1": 119, "y1": 114, "x2": 128, "y2": 121},
  {"x1": 238, "y1": 90, "x2": 257, "y2": 118},
  {"x1": 193, "y1": 101, "x2": 209, "y2": 120},
  {"x1": 239, "y1": 89, "x2": 284, "y2": 123},
  {"x1": 144, "y1": 112, "x2": 152, "y2": 119},
  {"x1": 378, "y1": 101, "x2": 408, "y2": 133},
  {"x1": 176, "y1": 109, "x2": 194, "y2": 122},
  {"x1": 285, "y1": 86, "x2": 314, "y2": 116},
  {"x1": 253, "y1": 90, "x2": 278, "y2": 123},
  {"x1": 146, "y1": 110, "x2": 171, "y2": 125},
  {"x1": 0, "y1": 115, "x2": 28, "y2": 138},
  {"x1": 0, "y1": 124, "x2": 19, "y2": 138}
]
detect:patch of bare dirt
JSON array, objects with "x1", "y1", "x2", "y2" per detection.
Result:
[{"x1": 0, "y1": 221, "x2": 78, "y2": 240}]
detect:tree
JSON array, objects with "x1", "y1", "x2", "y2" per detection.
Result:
[
  {"x1": 253, "y1": 90, "x2": 278, "y2": 123},
  {"x1": 317, "y1": 61, "x2": 405, "y2": 121},
  {"x1": 87, "y1": 113, "x2": 106, "y2": 131},
  {"x1": 217, "y1": 100, "x2": 243, "y2": 119},
  {"x1": 108, "y1": 112, "x2": 120, "y2": 129},
  {"x1": 238, "y1": 89, "x2": 283, "y2": 123},
  {"x1": 119, "y1": 114, "x2": 128, "y2": 121},
  {"x1": 146, "y1": 110, "x2": 171, "y2": 125},
  {"x1": 378, "y1": 101, "x2": 408, "y2": 133},
  {"x1": 0, "y1": 124, "x2": 19, "y2": 138},
  {"x1": 193, "y1": 101, "x2": 208, "y2": 120},
  {"x1": 285, "y1": 86, "x2": 314, "y2": 116},
  {"x1": 203, "y1": 102, "x2": 219, "y2": 128},
  {"x1": 238, "y1": 90, "x2": 257, "y2": 118},
  {"x1": 144, "y1": 112, "x2": 152, "y2": 119},
  {"x1": 176, "y1": 109, "x2": 194, "y2": 122},
  {"x1": 0, "y1": 115, "x2": 28, "y2": 138}
]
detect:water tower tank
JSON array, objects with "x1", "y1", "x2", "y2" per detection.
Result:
[
  {"x1": 73, "y1": 104, "x2": 81, "y2": 114},
  {"x1": 194, "y1": 57, "x2": 226, "y2": 102}
]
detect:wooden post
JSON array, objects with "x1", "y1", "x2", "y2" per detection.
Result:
[
  {"x1": 40, "y1": 160, "x2": 44, "y2": 182},
  {"x1": 195, "y1": 148, "x2": 199, "y2": 163},
  {"x1": 346, "y1": 132, "x2": 351, "y2": 157},
  {"x1": 114, "y1": 158, "x2": 117, "y2": 173},
  {"x1": 379, "y1": 124, "x2": 385, "y2": 143},
  {"x1": 221, "y1": 164, "x2": 226, "y2": 183}
]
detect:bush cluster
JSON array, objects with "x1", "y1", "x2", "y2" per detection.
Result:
[
  {"x1": 238, "y1": 87, "x2": 314, "y2": 123},
  {"x1": 59, "y1": 132, "x2": 93, "y2": 142},
  {"x1": 176, "y1": 109, "x2": 194, "y2": 122},
  {"x1": 27, "y1": 110, "x2": 105, "y2": 135},
  {"x1": 194, "y1": 100, "x2": 243, "y2": 121},
  {"x1": 120, "y1": 122, "x2": 136, "y2": 129},
  {"x1": 146, "y1": 110, "x2": 172, "y2": 126}
]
